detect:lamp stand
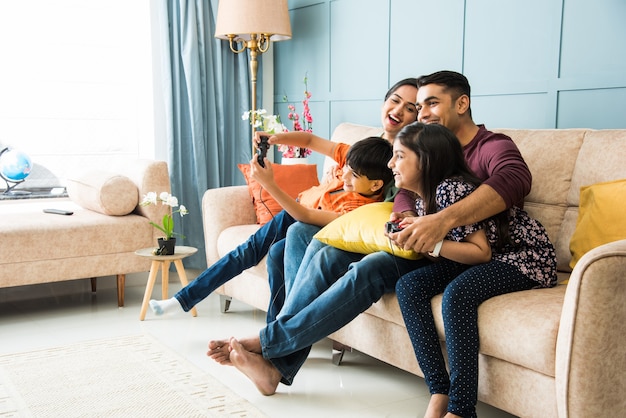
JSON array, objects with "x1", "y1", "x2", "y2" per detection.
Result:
[{"x1": 227, "y1": 33, "x2": 271, "y2": 154}]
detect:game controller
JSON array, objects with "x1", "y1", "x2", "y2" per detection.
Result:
[
  {"x1": 257, "y1": 135, "x2": 270, "y2": 167},
  {"x1": 385, "y1": 221, "x2": 403, "y2": 234}
]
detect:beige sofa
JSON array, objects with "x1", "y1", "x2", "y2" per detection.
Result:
[
  {"x1": 202, "y1": 123, "x2": 626, "y2": 417},
  {"x1": 0, "y1": 159, "x2": 171, "y2": 306}
]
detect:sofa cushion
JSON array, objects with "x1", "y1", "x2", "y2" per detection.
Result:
[
  {"x1": 495, "y1": 128, "x2": 584, "y2": 264},
  {"x1": 2, "y1": 199, "x2": 153, "y2": 264},
  {"x1": 238, "y1": 163, "x2": 319, "y2": 225},
  {"x1": 569, "y1": 179, "x2": 626, "y2": 269},
  {"x1": 67, "y1": 170, "x2": 139, "y2": 216},
  {"x1": 314, "y1": 202, "x2": 419, "y2": 260}
]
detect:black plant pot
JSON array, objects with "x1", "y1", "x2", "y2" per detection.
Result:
[{"x1": 157, "y1": 237, "x2": 176, "y2": 255}]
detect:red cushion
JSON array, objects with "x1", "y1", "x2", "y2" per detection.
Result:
[{"x1": 238, "y1": 163, "x2": 319, "y2": 225}]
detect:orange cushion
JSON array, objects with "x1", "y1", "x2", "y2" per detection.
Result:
[{"x1": 238, "y1": 163, "x2": 319, "y2": 225}]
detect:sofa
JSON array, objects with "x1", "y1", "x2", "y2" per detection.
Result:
[
  {"x1": 202, "y1": 123, "x2": 626, "y2": 417},
  {"x1": 0, "y1": 159, "x2": 171, "y2": 307}
]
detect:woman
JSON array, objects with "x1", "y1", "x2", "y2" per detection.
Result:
[{"x1": 389, "y1": 122, "x2": 557, "y2": 418}]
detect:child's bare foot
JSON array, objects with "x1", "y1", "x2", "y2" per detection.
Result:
[
  {"x1": 207, "y1": 339, "x2": 233, "y2": 365},
  {"x1": 424, "y1": 394, "x2": 449, "y2": 418},
  {"x1": 229, "y1": 337, "x2": 281, "y2": 396}
]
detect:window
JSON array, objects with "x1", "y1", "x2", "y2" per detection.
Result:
[{"x1": 0, "y1": 0, "x2": 160, "y2": 196}]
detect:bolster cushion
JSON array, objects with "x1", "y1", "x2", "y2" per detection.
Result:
[{"x1": 67, "y1": 170, "x2": 139, "y2": 216}]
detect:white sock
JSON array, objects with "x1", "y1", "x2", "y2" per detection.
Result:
[{"x1": 149, "y1": 298, "x2": 183, "y2": 316}]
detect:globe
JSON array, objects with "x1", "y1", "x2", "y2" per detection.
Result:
[{"x1": 0, "y1": 148, "x2": 32, "y2": 182}]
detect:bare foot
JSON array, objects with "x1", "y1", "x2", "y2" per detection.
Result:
[
  {"x1": 424, "y1": 394, "x2": 449, "y2": 418},
  {"x1": 207, "y1": 334, "x2": 263, "y2": 365},
  {"x1": 207, "y1": 339, "x2": 232, "y2": 365},
  {"x1": 229, "y1": 337, "x2": 281, "y2": 396}
]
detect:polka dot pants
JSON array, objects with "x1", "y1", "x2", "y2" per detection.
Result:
[{"x1": 396, "y1": 260, "x2": 536, "y2": 418}]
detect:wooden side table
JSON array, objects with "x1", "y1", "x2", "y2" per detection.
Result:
[{"x1": 135, "y1": 245, "x2": 198, "y2": 321}]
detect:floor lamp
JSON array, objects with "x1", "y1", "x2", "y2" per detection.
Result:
[{"x1": 215, "y1": 0, "x2": 292, "y2": 154}]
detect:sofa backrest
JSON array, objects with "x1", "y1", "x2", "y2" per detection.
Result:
[
  {"x1": 326, "y1": 123, "x2": 384, "y2": 175},
  {"x1": 329, "y1": 123, "x2": 626, "y2": 273}
]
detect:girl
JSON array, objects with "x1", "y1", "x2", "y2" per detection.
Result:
[{"x1": 388, "y1": 122, "x2": 557, "y2": 418}]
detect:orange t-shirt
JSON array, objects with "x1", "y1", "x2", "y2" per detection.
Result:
[{"x1": 297, "y1": 143, "x2": 383, "y2": 214}]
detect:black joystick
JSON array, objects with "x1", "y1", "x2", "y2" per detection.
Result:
[
  {"x1": 385, "y1": 221, "x2": 403, "y2": 234},
  {"x1": 257, "y1": 135, "x2": 270, "y2": 167}
]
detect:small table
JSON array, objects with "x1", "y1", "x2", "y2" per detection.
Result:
[{"x1": 135, "y1": 245, "x2": 198, "y2": 321}]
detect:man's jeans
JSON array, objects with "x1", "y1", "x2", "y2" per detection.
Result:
[
  {"x1": 259, "y1": 243, "x2": 427, "y2": 385},
  {"x1": 174, "y1": 210, "x2": 297, "y2": 312}
]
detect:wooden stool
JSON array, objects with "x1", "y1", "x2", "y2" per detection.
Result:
[{"x1": 135, "y1": 245, "x2": 198, "y2": 320}]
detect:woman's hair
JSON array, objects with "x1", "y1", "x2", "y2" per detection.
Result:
[
  {"x1": 396, "y1": 122, "x2": 511, "y2": 248},
  {"x1": 346, "y1": 136, "x2": 393, "y2": 189},
  {"x1": 384, "y1": 77, "x2": 418, "y2": 101}
]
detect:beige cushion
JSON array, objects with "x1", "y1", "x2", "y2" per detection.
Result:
[{"x1": 67, "y1": 170, "x2": 139, "y2": 216}]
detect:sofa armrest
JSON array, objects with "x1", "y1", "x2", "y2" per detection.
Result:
[
  {"x1": 202, "y1": 185, "x2": 257, "y2": 265},
  {"x1": 555, "y1": 238, "x2": 626, "y2": 418},
  {"x1": 118, "y1": 159, "x2": 171, "y2": 240}
]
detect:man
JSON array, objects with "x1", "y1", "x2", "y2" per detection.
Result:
[{"x1": 208, "y1": 70, "x2": 532, "y2": 398}]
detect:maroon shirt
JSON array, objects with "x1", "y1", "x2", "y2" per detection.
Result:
[{"x1": 393, "y1": 125, "x2": 531, "y2": 212}]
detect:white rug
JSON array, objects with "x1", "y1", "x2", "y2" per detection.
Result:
[{"x1": 0, "y1": 334, "x2": 266, "y2": 417}]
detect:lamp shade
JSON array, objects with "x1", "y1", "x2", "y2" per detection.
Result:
[{"x1": 215, "y1": 0, "x2": 292, "y2": 41}]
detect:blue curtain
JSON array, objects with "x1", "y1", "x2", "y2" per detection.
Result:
[{"x1": 161, "y1": 0, "x2": 255, "y2": 269}]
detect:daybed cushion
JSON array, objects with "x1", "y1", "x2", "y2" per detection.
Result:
[{"x1": 67, "y1": 170, "x2": 139, "y2": 216}]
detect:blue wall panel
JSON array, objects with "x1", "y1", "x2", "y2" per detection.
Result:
[
  {"x1": 464, "y1": 0, "x2": 560, "y2": 95},
  {"x1": 390, "y1": 0, "x2": 464, "y2": 81},
  {"x1": 473, "y1": 93, "x2": 552, "y2": 129},
  {"x1": 557, "y1": 88, "x2": 626, "y2": 129},
  {"x1": 560, "y1": 0, "x2": 626, "y2": 79},
  {"x1": 329, "y1": 0, "x2": 390, "y2": 100},
  {"x1": 275, "y1": 2, "x2": 329, "y2": 102}
]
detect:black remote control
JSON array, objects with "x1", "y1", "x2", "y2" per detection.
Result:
[
  {"x1": 257, "y1": 135, "x2": 270, "y2": 167},
  {"x1": 43, "y1": 208, "x2": 74, "y2": 215}
]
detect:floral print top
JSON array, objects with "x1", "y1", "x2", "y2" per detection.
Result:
[{"x1": 414, "y1": 177, "x2": 558, "y2": 288}]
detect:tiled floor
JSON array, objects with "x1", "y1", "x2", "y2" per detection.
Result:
[{"x1": 0, "y1": 272, "x2": 517, "y2": 418}]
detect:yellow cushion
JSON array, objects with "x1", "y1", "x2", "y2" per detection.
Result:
[
  {"x1": 314, "y1": 202, "x2": 420, "y2": 260},
  {"x1": 569, "y1": 179, "x2": 626, "y2": 269}
]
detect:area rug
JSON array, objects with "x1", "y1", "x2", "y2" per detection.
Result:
[{"x1": 0, "y1": 334, "x2": 267, "y2": 417}]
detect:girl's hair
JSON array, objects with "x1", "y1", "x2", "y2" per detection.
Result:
[
  {"x1": 396, "y1": 122, "x2": 510, "y2": 249},
  {"x1": 396, "y1": 122, "x2": 481, "y2": 214},
  {"x1": 384, "y1": 77, "x2": 418, "y2": 101},
  {"x1": 346, "y1": 137, "x2": 393, "y2": 189}
]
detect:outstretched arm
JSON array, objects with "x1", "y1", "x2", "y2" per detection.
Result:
[
  {"x1": 255, "y1": 131, "x2": 336, "y2": 159},
  {"x1": 250, "y1": 158, "x2": 339, "y2": 227}
]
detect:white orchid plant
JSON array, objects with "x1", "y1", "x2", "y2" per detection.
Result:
[
  {"x1": 140, "y1": 191, "x2": 189, "y2": 240},
  {"x1": 242, "y1": 75, "x2": 314, "y2": 159}
]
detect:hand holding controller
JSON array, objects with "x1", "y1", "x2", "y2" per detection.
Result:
[
  {"x1": 385, "y1": 221, "x2": 403, "y2": 234},
  {"x1": 257, "y1": 135, "x2": 270, "y2": 167}
]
